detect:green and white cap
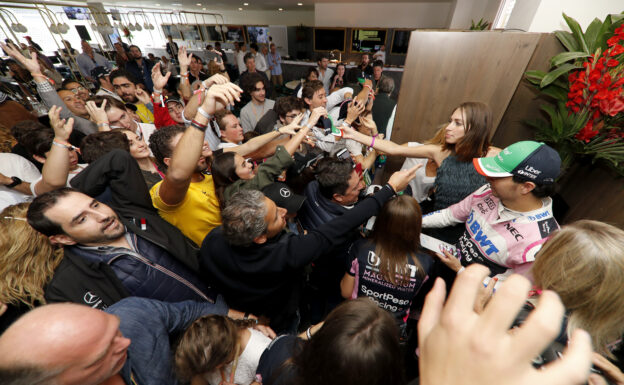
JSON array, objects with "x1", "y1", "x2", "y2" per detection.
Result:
[{"x1": 473, "y1": 141, "x2": 561, "y2": 184}]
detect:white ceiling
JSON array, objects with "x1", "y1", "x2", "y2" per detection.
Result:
[{"x1": 102, "y1": 0, "x2": 450, "y2": 12}]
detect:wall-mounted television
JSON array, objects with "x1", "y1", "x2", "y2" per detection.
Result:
[
  {"x1": 224, "y1": 25, "x2": 246, "y2": 43},
  {"x1": 162, "y1": 24, "x2": 183, "y2": 40},
  {"x1": 313, "y1": 28, "x2": 346, "y2": 52},
  {"x1": 63, "y1": 6, "x2": 89, "y2": 20},
  {"x1": 201, "y1": 25, "x2": 223, "y2": 42},
  {"x1": 247, "y1": 26, "x2": 270, "y2": 44},
  {"x1": 351, "y1": 29, "x2": 387, "y2": 53},
  {"x1": 391, "y1": 29, "x2": 412, "y2": 55}
]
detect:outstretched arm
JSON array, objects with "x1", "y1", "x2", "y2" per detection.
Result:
[
  {"x1": 33, "y1": 106, "x2": 73, "y2": 195},
  {"x1": 158, "y1": 82, "x2": 242, "y2": 206}
]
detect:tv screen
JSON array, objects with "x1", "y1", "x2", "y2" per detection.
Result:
[
  {"x1": 351, "y1": 29, "x2": 387, "y2": 53},
  {"x1": 247, "y1": 26, "x2": 270, "y2": 44},
  {"x1": 63, "y1": 7, "x2": 89, "y2": 20},
  {"x1": 224, "y1": 26, "x2": 245, "y2": 42},
  {"x1": 314, "y1": 28, "x2": 345, "y2": 52},
  {"x1": 391, "y1": 30, "x2": 411, "y2": 55}
]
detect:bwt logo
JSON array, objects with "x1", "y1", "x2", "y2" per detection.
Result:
[{"x1": 466, "y1": 212, "x2": 500, "y2": 255}]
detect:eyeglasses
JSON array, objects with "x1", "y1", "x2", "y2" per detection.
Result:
[
  {"x1": 244, "y1": 158, "x2": 255, "y2": 169},
  {"x1": 69, "y1": 86, "x2": 86, "y2": 93}
]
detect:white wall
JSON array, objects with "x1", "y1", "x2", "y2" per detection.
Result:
[
  {"x1": 448, "y1": 0, "x2": 501, "y2": 29},
  {"x1": 314, "y1": 2, "x2": 453, "y2": 28},
  {"x1": 527, "y1": 0, "x2": 624, "y2": 32},
  {"x1": 212, "y1": 10, "x2": 314, "y2": 26}
]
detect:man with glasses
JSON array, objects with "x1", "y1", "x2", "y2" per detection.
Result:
[
  {"x1": 109, "y1": 69, "x2": 155, "y2": 124},
  {"x1": 254, "y1": 95, "x2": 305, "y2": 134},
  {"x1": 239, "y1": 72, "x2": 275, "y2": 133},
  {"x1": 62, "y1": 79, "x2": 90, "y2": 102}
]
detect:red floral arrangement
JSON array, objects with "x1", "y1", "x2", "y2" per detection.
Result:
[
  {"x1": 566, "y1": 26, "x2": 624, "y2": 142},
  {"x1": 525, "y1": 13, "x2": 624, "y2": 175}
]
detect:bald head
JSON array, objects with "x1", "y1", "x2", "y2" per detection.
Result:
[{"x1": 0, "y1": 303, "x2": 131, "y2": 385}]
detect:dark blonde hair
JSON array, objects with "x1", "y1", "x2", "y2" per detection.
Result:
[
  {"x1": 370, "y1": 195, "x2": 424, "y2": 285},
  {"x1": 532, "y1": 220, "x2": 624, "y2": 358},
  {"x1": 0, "y1": 203, "x2": 63, "y2": 307},
  {"x1": 442, "y1": 101, "x2": 492, "y2": 162},
  {"x1": 174, "y1": 315, "x2": 256, "y2": 381}
]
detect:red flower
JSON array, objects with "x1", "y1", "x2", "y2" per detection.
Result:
[
  {"x1": 615, "y1": 26, "x2": 624, "y2": 35},
  {"x1": 609, "y1": 45, "x2": 624, "y2": 56},
  {"x1": 607, "y1": 59, "x2": 620, "y2": 67},
  {"x1": 575, "y1": 120, "x2": 599, "y2": 142},
  {"x1": 599, "y1": 97, "x2": 624, "y2": 117},
  {"x1": 607, "y1": 36, "x2": 621, "y2": 47}
]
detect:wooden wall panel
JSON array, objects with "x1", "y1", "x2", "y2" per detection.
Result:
[{"x1": 392, "y1": 31, "x2": 541, "y2": 145}]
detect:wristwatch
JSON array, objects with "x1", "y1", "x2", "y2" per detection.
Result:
[{"x1": 5, "y1": 176, "x2": 22, "y2": 188}]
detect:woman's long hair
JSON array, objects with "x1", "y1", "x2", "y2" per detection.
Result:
[
  {"x1": 531, "y1": 220, "x2": 624, "y2": 358},
  {"x1": 174, "y1": 315, "x2": 257, "y2": 381},
  {"x1": 369, "y1": 195, "x2": 425, "y2": 285},
  {"x1": 294, "y1": 298, "x2": 405, "y2": 385},
  {"x1": 211, "y1": 152, "x2": 240, "y2": 209},
  {"x1": 442, "y1": 101, "x2": 492, "y2": 162},
  {"x1": 0, "y1": 203, "x2": 63, "y2": 308}
]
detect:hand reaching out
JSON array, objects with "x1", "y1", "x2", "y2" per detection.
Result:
[
  {"x1": 418, "y1": 265, "x2": 592, "y2": 385},
  {"x1": 201, "y1": 82, "x2": 242, "y2": 116},
  {"x1": 387, "y1": 164, "x2": 421, "y2": 192},
  {"x1": 278, "y1": 112, "x2": 304, "y2": 135},
  {"x1": 203, "y1": 73, "x2": 229, "y2": 89},
  {"x1": 85, "y1": 99, "x2": 109, "y2": 126},
  {"x1": 1, "y1": 42, "x2": 42, "y2": 76},
  {"x1": 151, "y1": 63, "x2": 171, "y2": 91},
  {"x1": 308, "y1": 107, "x2": 327, "y2": 127},
  {"x1": 346, "y1": 99, "x2": 366, "y2": 125},
  {"x1": 135, "y1": 87, "x2": 151, "y2": 105},
  {"x1": 48, "y1": 105, "x2": 74, "y2": 141},
  {"x1": 178, "y1": 46, "x2": 192, "y2": 71}
]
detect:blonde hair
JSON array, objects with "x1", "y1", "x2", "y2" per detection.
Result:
[
  {"x1": 0, "y1": 203, "x2": 63, "y2": 308},
  {"x1": 532, "y1": 220, "x2": 624, "y2": 358},
  {"x1": 425, "y1": 124, "x2": 447, "y2": 146}
]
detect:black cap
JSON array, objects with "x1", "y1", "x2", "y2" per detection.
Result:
[{"x1": 262, "y1": 182, "x2": 306, "y2": 214}]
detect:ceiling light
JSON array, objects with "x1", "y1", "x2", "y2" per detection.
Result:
[
  {"x1": 297, "y1": 2, "x2": 303, "y2": 5},
  {"x1": 243, "y1": 2, "x2": 249, "y2": 5},
  {"x1": 278, "y1": 8, "x2": 283, "y2": 11},
  {"x1": 238, "y1": 7, "x2": 243, "y2": 10},
  {"x1": 172, "y1": 3, "x2": 182, "y2": 5},
  {"x1": 155, "y1": 3, "x2": 160, "y2": 5},
  {"x1": 202, "y1": 7, "x2": 206, "y2": 10},
  {"x1": 196, "y1": 3, "x2": 202, "y2": 5}
]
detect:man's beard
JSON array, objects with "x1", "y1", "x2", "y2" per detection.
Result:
[{"x1": 122, "y1": 93, "x2": 138, "y2": 103}]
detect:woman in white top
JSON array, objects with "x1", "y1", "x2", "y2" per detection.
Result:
[{"x1": 175, "y1": 315, "x2": 272, "y2": 385}]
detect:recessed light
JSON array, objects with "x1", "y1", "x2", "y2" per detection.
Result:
[
  {"x1": 172, "y1": 3, "x2": 181, "y2": 5},
  {"x1": 238, "y1": 7, "x2": 243, "y2": 10},
  {"x1": 155, "y1": 3, "x2": 160, "y2": 5},
  {"x1": 297, "y1": 2, "x2": 303, "y2": 5},
  {"x1": 278, "y1": 8, "x2": 283, "y2": 11},
  {"x1": 202, "y1": 7, "x2": 206, "y2": 10},
  {"x1": 196, "y1": 3, "x2": 202, "y2": 5},
  {"x1": 243, "y1": 2, "x2": 249, "y2": 5}
]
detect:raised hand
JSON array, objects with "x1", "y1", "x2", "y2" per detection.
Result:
[
  {"x1": 203, "y1": 73, "x2": 229, "y2": 89},
  {"x1": 151, "y1": 63, "x2": 171, "y2": 91},
  {"x1": 178, "y1": 45, "x2": 192, "y2": 70},
  {"x1": 201, "y1": 82, "x2": 242, "y2": 115},
  {"x1": 135, "y1": 87, "x2": 151, "y2": 105},
  {"x1": 85, "y1": 99, "x2": 109, "y2": 127},
  {"x1": 345, "y1": 99, "x2": 366, "y2": 125},
  {"x1": 48, "y1": 105, "x2": 74, "y2": 142},
  {"x1": 1, "y1": 42, "x2": 42, "y2": 76},
  {"x1": 308, "y1": 106, "x2": 327, "y2": 127},
  {"x1": 418, "y1": 265, "x2": 592, "y2": 385}
]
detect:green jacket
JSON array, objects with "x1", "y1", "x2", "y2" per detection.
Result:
[{"x1": 223, "y1": 145, "x2": 294, "y2": 202}]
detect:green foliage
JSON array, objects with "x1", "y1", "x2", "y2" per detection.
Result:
[
  {"x1": 523, "y1": 12, "x2": 624, "y2": 175},
  {"x1": 470, "y1": 18, "x2": 490, "y2": 31}
]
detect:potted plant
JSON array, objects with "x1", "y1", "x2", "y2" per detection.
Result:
[{"x1": 524, "y1": 12, "x2": 624, "y2": 175}]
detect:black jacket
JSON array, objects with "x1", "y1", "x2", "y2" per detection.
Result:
[
  {"x1": 199, "y1": 184, "x2": 395, "y2": 331},
  {"x1": 70, "y1": 150, "x2": 200, "y2": 271}
]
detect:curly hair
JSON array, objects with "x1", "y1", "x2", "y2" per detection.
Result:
[
  {"x1": 148, "y1": 125, "x2": 186, "y2": 171},
  {"x1": 0, "y1": 203, "x2": 63, "y2": 308},
  {"x1": 274, "y1": 96, "x2": 304, "y2": 119}
]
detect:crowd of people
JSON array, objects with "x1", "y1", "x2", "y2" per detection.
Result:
[{"x1": 0, "y1": 35, "x2": 621, "y2": 385}]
